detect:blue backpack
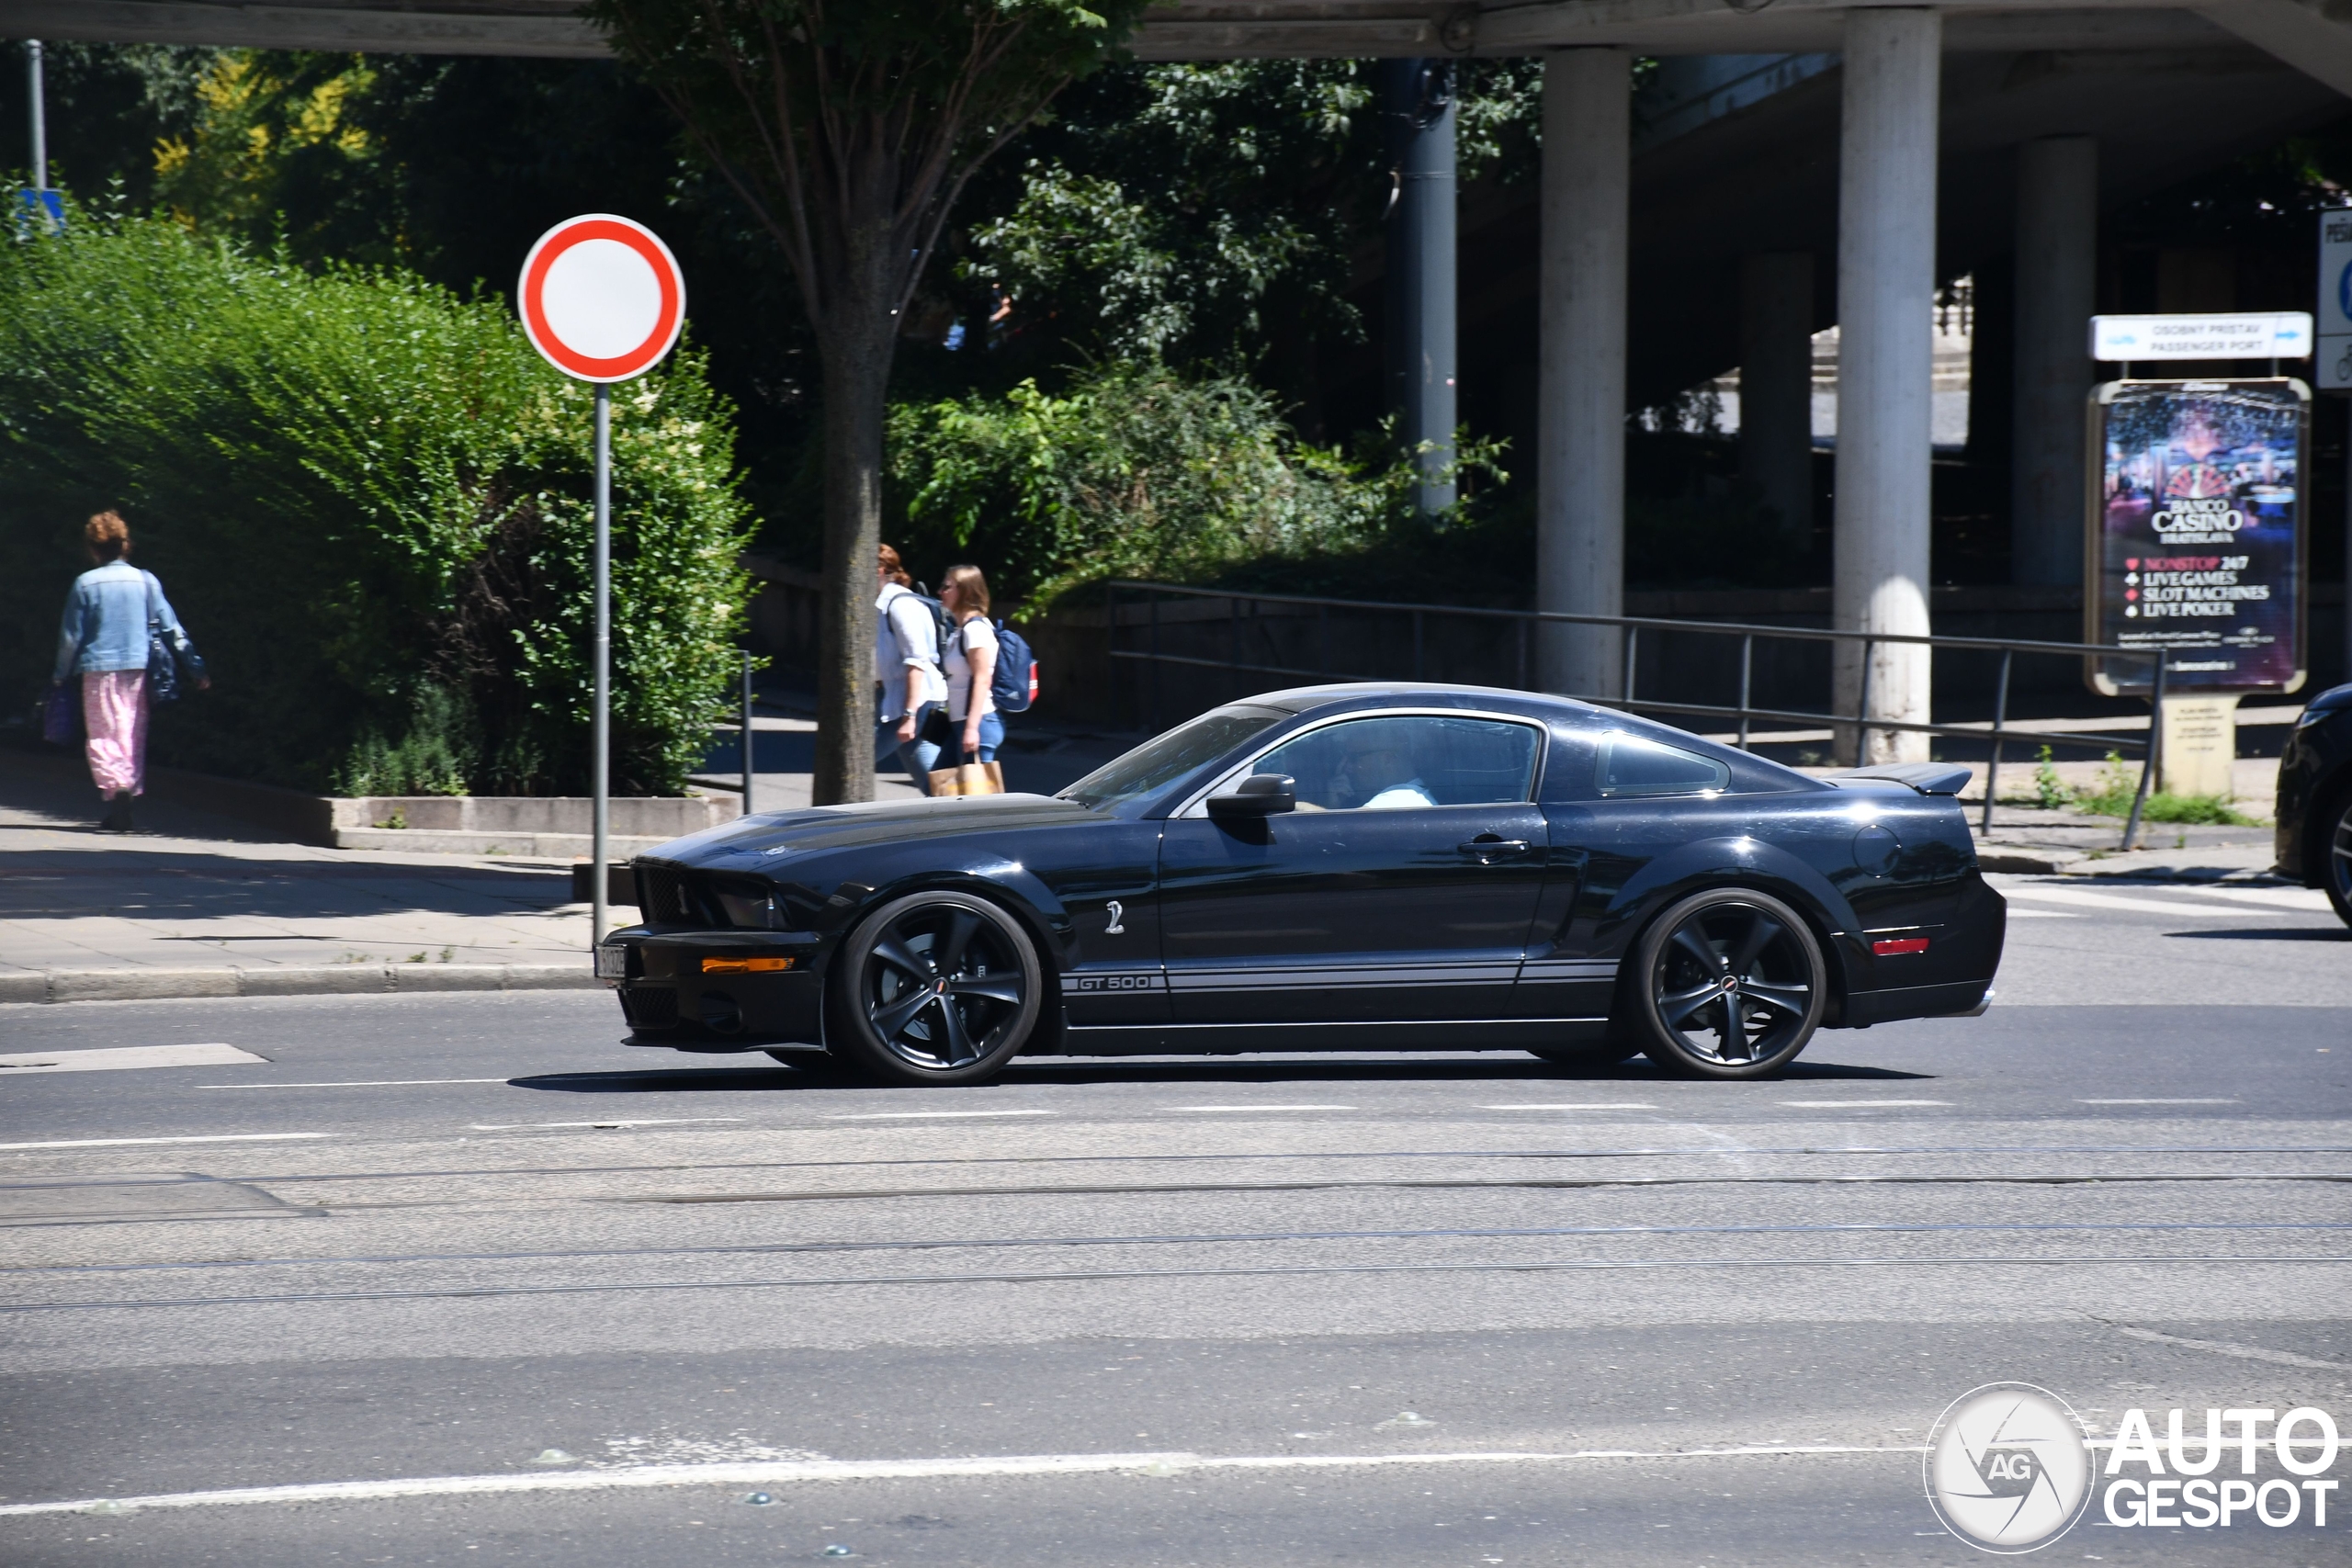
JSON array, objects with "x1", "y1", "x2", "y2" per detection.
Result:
[{"x1": 978, "y1": 619, "x2": 1036, "y2": 713}]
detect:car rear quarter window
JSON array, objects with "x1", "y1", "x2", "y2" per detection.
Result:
[{"x1": 1597, "y1": 730, "x2": 1732, "y2": 797}]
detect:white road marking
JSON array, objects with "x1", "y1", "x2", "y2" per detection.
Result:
[
  {"x1": 1480, "y1": 1103, "x2": 1660, "y2": 1111},
  {"x1": 0, "y1": 1134, "x2": 325, "y2": 1152},
  {"x1": 200, "y1": 1078, "x2": 511, "y2": 1090},
  {"x1": 0, "y1": 1443, "x2": 1930, "y2": 1518},
  {"x1": 468, "y1": 1118, "x2": 745, "y2": 1131},
  {"x1": 823, "y1": 1110, "x2": 1058, "y2": 1121},
  {"x1": 2109, "y1": 1325, "x2": 2351, "y2": 1371},
  {"x1": 2005, "y1": 909, "x2": 2077, "y2": 919},
  {"x1": 2129, "y1": 884, "x2": 2329, "y2": 912},
  {"x1": 2077, "y1": 1098, "x2": 2240, "y2": 1105},
  {"x1": 0, "y1": 1043, "x2": 266, "y2": 1076},
  {"x1": 1778, "y1": 1100, "x2": 1951, "y2": 1108},
  {"x1": 2003, "y1": 885, "x2": 2296, "y2": 919},
  {"x1": 1166, "y1": 1105, "x2": 1357, "y2": 1113}
]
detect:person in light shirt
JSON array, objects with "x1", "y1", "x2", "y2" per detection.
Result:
[{"x1": 874, "y1": 544, "x2": 946, "y2": 793}]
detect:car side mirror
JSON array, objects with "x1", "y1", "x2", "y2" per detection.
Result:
[{"x1": 1207, "y1": 773, "x2": 1296, "y2": 818}]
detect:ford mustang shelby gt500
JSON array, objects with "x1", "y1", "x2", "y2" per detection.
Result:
[{"x1": 597, "y1": 684, "x2": 2004, "y2": 1083}]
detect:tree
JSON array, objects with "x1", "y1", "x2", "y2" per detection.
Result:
[{"x1": 591, "y1": 0, "x2": 1148, "y2": 802}]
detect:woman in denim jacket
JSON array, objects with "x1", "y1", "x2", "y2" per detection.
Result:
[{"x1": 52, "y1": 512, "x2": 204, "y2": 831}]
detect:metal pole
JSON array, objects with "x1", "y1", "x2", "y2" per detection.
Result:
[
  {"x1": 1516, "y1": 615, "x2": 1530, "y2": 693},
  {"x1": 740, "y1": 650, "x2": 754, "y2": 816},
  {"x1": 1382, "y1": 58, "x2": 1457, "y2": 518},
  {"x1": 1318, "y1": 603, "x2": 1330, "y2": 677},
  {"x1": 27, "y1": 39, "x2": 46, "y2": 194},
  {"x1": 1854, "y1": 637, "x2": 1875, "y2": 764},
  {"x1": 1981, "y1": 647, "x2": 2012, "y2": 835},
  {"x1": 1623, "y1": 626, "x2": 1638, "y2": 705},
  {"x1": 1736, "y1": 634, "x2": 1754, "y2": 751},
  {"x1": 2121, "y1": 655, "x2": 2165, "y2": 852},
  {"x1": 1413, "y1": 608, "x2": 1425, "y2": 681},
  {"x1": 592, "y1": 384, "x2": 611, "y2": 949},
  {"x1": 1148, "y1": 592, "x2": 1161, "y2": 731}
]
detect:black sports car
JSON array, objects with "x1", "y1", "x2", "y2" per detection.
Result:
[
  {"x1": 2274, "y1": 680, "x2": 2352, "y2": 926},
  {"x1": 598, "y1": 684, "x2": 2005, "y2": 1084}
]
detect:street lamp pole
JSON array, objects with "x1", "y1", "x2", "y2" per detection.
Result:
[{"x1": 27, "y1": 39, "x2": 46, "y2": 193}]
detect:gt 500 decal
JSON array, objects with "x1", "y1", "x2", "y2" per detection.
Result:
[{"x1": 1065, "y1": 972, "x2": 1164, "y2": 994}]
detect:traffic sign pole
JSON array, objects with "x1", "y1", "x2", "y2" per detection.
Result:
[
  {"x1": 513, "y1": 213, "x2": 684, "y2": 961},
  {"x1": 593, "y1": 383, "x2": 612, "y2": 946}
]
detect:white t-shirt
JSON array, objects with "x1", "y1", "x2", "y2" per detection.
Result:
[
  {"x1": 874, "y1": 583, "x2": 945, "y2": 720},
  {"x1": 1362, "y1": 779, "x2": 1438, "y2": 810},
  {"x1": 946, "y1": 617, "x2": 998, "y2": 723}
]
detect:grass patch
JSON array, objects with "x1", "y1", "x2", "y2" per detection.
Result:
[{"x1": 2067, "y1": 751, "x2": 2260, "y2": 825}]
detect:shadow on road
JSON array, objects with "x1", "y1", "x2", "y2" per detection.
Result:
[{"x1": 510, "y1": 1055, "x2": 1931, "y2": 1094}]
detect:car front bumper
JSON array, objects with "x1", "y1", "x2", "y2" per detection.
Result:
[{"x1": 599, "y1": 926, "x2": 829, "y2": 1048}]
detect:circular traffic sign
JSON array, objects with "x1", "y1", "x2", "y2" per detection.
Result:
[{"x1": 516, "y1": 214, "x2": 684, "y2": 383}]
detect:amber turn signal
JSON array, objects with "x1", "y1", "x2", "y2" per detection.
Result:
[{"x1": 701, "y1": 955, "x2": 795, "y2": 974}]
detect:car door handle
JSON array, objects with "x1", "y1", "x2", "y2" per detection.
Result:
[{"x1": 1458, "y1": 837, "x2": 1532, "y2": 859}]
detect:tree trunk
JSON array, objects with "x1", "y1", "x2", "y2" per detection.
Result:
[
  {"x1": 808, "y1": 151, "x2": 908, "y2": 807},
  {"x1": 808, "y1": 327, "x2": 895, "y2": 805}
]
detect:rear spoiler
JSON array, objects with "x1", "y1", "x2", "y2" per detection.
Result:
[{"x1": 1829, "y1": 762, "x2": 1973, "y2": 796}]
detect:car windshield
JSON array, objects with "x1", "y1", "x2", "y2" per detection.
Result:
[{"x1": 1058, "y1": 705, "x2": 1287, "y2": 812}]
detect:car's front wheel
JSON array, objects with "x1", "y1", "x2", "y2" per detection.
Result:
[
  {"x1": 2323, "y1": 794, "x2": 2352, "y2": 929},
  {"x1": 831, "y1": 891, "x2": 1044, "y2": 1087},
  {"x1": 1625, "y1": 888, "x2": 1826, "y2": 1079}
]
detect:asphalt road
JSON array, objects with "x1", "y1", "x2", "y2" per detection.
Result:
[{"x1": 2, "y1": 871, "x2": 2348, "y2": 1565}]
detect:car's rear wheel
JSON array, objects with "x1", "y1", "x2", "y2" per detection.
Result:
[
  {"x1": 2324, "y1": 794, "x2": 2352, "y2": 929},
  {"x1": 1626, "y1": 888, "x2": 1826, "y2": 1079},
  {"x1": 831, "y1": 891, "x2": 1044, "y2": 1087}
]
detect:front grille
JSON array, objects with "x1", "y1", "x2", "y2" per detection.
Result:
[
  {"x1": 636, "y1": 865, "x2": 693, "y2": 926},
  {"x1": 619, "y1": 986, "x2": 679, "y2": 1029}
]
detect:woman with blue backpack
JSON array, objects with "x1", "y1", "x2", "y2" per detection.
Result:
[{"x1": 934, "y1": 564, "x2": 1034, "y2": 795}]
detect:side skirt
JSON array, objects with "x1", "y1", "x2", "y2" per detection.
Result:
[{"x1": 1046, "y1": 1018, "x2": 1611, "y2": 1056}]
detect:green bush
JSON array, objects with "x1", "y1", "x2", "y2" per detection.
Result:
[
  {"x1": 2068, "y1": 751, "x2": 2259, "y2": 826},
  {"x1": 0, "y1": 192, "x2": 754, "y2": 795},
  {"x1": 887, "y1": 358, "x2": 1500, "y2": 606}
]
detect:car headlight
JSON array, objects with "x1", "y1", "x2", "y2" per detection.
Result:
[{"x1": 712, "y1": 882, "x2": 786, "y2": 930}]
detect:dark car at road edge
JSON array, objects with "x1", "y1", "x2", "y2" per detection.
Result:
[
  {"x1": 2274, "y1": 679, "x2": 2352, "y2": 925},
  {"x1": 596, "y1": 684, "x2": 2006, "y2": 1084}
]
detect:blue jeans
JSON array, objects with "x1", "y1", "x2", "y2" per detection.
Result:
[
  {"x1": 956, "y1": 710, "x2": 1004, "y2": 764},
  {"x1": 879, "y1": 702, "x2": 942, "y2": 794}
]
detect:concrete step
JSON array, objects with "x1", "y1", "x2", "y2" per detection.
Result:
[{"x1": 333, "y1": 829, "x2": 684, "y2": 857}]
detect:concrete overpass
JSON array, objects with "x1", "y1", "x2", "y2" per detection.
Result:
[{"x1": 6, "y1": 2, "x2": 2350, "y2": 756}]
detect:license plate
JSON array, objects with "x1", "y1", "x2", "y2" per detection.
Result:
[{"x1": 594, "y1": 944, "x2": 628, "y2": 980}]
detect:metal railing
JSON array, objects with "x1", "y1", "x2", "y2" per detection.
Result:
[{"x1": 1103, "y1": 581, "x2": 2176, "y2": 850}]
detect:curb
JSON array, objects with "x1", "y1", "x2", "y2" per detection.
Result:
[
  {"x1": 1975, "y1": 848, "x2": 2085, "y2": 875},
  {"x1": 0, "y1": 964, "x2": 599, "y2": 1006}
]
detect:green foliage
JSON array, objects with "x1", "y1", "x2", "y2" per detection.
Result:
[
  {"x1": 0, "y1": 194, "x2": 755, "y2": 795},
  {"x1": 2033, "y1": 744, "x2": 2068, "y2": 810},
  {"x1": 2065, "y1": 750, "x2": 2259, "y2": 824},
  {"x1": 888, "y1": 359, "x2": 1504, "y2": 605}
]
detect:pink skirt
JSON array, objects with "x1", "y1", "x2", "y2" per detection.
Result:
[{"x1": 82, "y1": 670, "x2": 149, "y2": 797}]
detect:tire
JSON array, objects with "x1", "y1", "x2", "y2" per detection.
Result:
[
  {"x1": 830, "y1": 890, "x2": 1045, "y2": 1087},
  {"x1": 2322, "y1": 793, "x2": 2352, "y2": 930},
  {"x1": 1623, "y1": 887, "x2": 1826, "y2": 1079}
]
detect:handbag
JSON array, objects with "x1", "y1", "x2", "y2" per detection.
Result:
[
  {"x1": 41, "y1": 682, "x2": 78, "y2": 746},
  {"x1": 918, "y1": 705, "x2": 955, "y2": 750},
  {"x1": 141, "y1": 571, "x2": 203, "y2": 705}
]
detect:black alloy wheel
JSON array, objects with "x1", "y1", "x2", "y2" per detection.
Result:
[
  {"x1": 2325, "y1": 795, "x2": 2352, "y2": 930},
  {"x1": 833, "y1": 891, "x2": 1043, "y2": 1086},
  {"x1": 1628, "y1": 887, "x2": 1826, "y2": 1078}
]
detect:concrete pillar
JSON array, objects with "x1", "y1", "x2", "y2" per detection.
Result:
[
  {"x1": 1537, "y1": 48, "x2": 1630, "y2": 699},
  {"x1": 1383, "y1": 58, "x2": 1458, "y2": 517},
  {"x1": 1833, "y1": 8, "x2": 1941, "y2": 764},
  {"x1": 2011, "y1": 135, "x2": 2098, "y2": 588},
  {"x1": 1740, "y1": 252, "x2": 1816, "y2": 548}
]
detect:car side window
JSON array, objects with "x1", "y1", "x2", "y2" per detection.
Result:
[
  {"x1": 1250, "y1": 716, "x2": 1542, "y2": 811},
  {"x1": 1596, "y1": 730, "x2": 1731, "y2": 797}
]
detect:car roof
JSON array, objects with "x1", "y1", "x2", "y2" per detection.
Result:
[{"x1": 1247, "y1": 683, "x2": 1604, "y2": 720}]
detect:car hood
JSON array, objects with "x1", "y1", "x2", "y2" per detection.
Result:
[{"x1": 642, "y1": 792, "x2": 1097, "y2": 865}]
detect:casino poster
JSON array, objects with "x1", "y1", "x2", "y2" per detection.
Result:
[{"x1": 2086, "y1": 378, "x2": 2308, "y2": 694}]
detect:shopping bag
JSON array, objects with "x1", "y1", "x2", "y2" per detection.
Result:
[
  {"x1": 956, "y1": 761, "x2": 1000, "y2": 795},
  {"x1": 927, "y1": 767, "x2": 963, "y2": 796}
]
